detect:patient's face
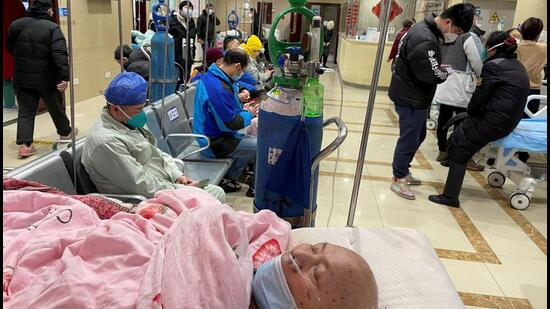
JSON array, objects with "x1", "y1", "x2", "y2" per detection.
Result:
[{"x1": 282, "y1": 243, "x2": 378, "y2": 309}]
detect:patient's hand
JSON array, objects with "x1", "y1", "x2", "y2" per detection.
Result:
[
  {"x1": 244, "y1": 102, "x2": 260, "y2": 117},
  {"x1": 176, "y1": 175, "x2": 194, "y2": 185}
]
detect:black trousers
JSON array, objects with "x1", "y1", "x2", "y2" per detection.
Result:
[
  {"x1": 15, "y1": 87, "x2": 71, "y2": 145},
  {"x1": 524, "y1": 88, "x2": 541, "y2": 117},
  {"x1": 436, "y1": 104, "x2": 467, "y2": 152}
]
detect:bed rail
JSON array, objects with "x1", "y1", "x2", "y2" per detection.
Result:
[{"x1": 303, "y1": 117, "x2": 348, "y2": 227}]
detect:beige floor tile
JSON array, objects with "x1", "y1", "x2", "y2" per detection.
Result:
[
  {"x1": 380, "y1": 208, "x2": 476, "y2": 252},
  {"x1": 441, "y1": 259, "x2": 505, "y2": 296},
  {"x1": 486, "y1": 256, "x2": 547, "y2": 309},
  {"x1": 471, "y1": 216, "x2": 547, "y2": 259},
  {"x1": 3, "y1": 106, "x2": 18, "y2": 122},
  {"x1": 232, "y1": 195, "x2": 254, "y2": 213},
  {"x1": 316, "y1": 174, "x2": 377, "y2": 206}
]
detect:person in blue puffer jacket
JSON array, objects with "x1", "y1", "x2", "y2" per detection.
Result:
[{"x1": 193, "y1": 49, "x2": 259, "y2": 194}]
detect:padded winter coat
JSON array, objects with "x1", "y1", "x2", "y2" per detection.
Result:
[
  {"x1": 447, "y1": 53, "x2": 530, "y2": 164},
  {"x1": 388, "y1": 13, "x2": 448, "y2": 109},
  {"x1": 7, "y1": 10, "x2": 69, "y2": 88}
]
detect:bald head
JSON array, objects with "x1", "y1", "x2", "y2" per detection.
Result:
[{"x1": 282, "y1": 243, "x2": 378, "y2": 309}]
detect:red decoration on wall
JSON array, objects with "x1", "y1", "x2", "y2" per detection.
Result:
[{"x1": 372, "y1": 0, "x2": 403, "y2": 22}]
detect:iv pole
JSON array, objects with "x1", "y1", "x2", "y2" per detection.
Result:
[{"x1": 347, "y1": 0, "x2": 393, "y2": 226}]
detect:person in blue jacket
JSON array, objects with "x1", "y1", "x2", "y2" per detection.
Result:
[{"x1": 193, "y1": 49, "x2": 259, "y2": 194}]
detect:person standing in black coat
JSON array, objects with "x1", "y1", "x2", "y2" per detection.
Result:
[
  {"x1": 196, "y1": 3, "x2": 220, "y2": 50},
  {"x1": 429, "y1": 32, "x2": 530, "y2": 207},
  {"x1": 169, "y1": 1, "x2": 197, "y2": 86},
  {"x1": 388, "y1": 3, "x2": 475, "y2": 200},
  {"x1": 6, "y1": 0, "x2": 75, "y2": 159},
  {"x1": 321, "y1": 20, "x2": 335, "y2": 68}
]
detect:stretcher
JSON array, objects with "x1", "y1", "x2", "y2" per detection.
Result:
[{"x1": 484, "y1": 95, "x2": 547, "y2": 210}]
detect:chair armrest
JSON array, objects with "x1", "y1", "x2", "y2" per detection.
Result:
[{"x1": 165, "y1": 133, "x2": 210, "y2": 160}]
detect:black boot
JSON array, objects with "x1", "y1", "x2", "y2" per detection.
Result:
[{"x1": 429, "y1": 161, "x2": 466, "y2": 208}]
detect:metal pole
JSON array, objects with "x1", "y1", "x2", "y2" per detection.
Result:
[
  {"x1": 117, "y1": 0, "x2": 124, "y2": 73},
  {"x1": 184, "y1": 2, "x2": 190, "y2": 86},
  {"x1": 203, "y1": 0, "x2": 211, "y2": 67},
  {"x1": 66, "y1": 0, "x2": 77, "y2": 187},
  {"x1": 160, "y1": 0, "x2": 171, "y2": 128},
  {"x1": 347, "y1": 0, "x2": 393, "y2": 227}
]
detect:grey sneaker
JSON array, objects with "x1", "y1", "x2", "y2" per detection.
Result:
[
  {"x1": 405, "y1": 173, "x2": 422, "y2": 185},
  {"x1": 436, "y1": 151, "x2": 448, "y2": 162},
  {"x1": 390, "y1": 178, "x2": 416, "y2": 200}
]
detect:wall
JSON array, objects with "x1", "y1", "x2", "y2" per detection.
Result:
[
  {"x1": 470, "y1": 0, "x2": 517, "y2": 34},
  {"x1": 58, "y1": 0, "x2": 133, "y2": 103},
  {"x1": 512, "y1": 0, "x2": 546, "y2": 30},
  {"x1": 357, "y1": 0, "x2": 417, "y2": 41},
  {"x1": 212, "y1": 0, "x2": 346, "y2": 40}
]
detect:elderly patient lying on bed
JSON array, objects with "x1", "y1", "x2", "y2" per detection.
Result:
[
  {"x1": 3, "y1": 186, "x2": 377, "y2": 309},
  {"x1": 251, "y1": 242, "x2": 378, "y2": 309}
]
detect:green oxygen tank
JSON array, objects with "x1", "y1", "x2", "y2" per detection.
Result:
[{"x1": 303, "y1": 78, "x2": 324, "y2": 117}]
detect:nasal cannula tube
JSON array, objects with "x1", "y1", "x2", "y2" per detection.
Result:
[{"x1": 288, "y1": 254, "x2": 323, "y2": 304}]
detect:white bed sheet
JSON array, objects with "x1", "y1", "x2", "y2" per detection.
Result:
[{"x1": 289, "y1": 227, "x2": 464, "y2": 309}]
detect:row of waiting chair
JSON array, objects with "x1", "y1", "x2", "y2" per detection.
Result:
[{"x1": 5, "y1": 87, "x2": 232, "y2": 200}]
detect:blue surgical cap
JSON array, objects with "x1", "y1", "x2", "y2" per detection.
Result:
[
  {"x1": 104, "y1": 72, "x2": 147, "y2": 106},
  {"x1": 252, "y1": 255, "x2": 298, "y2": 309}
]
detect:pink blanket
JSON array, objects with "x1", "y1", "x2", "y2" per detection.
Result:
[{"x1": 3, "y1": 187, "x2": 290, "y2": 309}]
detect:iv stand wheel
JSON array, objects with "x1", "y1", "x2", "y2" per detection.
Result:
[
  {"x1": 426, "y1": 119, "x2": 437, "y2": 130},
  {"x1": 487, "y1": 171, "x2": 506, "y2": 188},
  {"x1": 509, "y1": 192, "x2": 530, "y2": 210}
]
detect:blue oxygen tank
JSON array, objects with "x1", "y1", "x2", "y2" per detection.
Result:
[{"x1": 151, "y1": 0, "x2": 177, "y2": 102}]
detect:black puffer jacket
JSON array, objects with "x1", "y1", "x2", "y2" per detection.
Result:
[
  {"x1": 169, "y1": 12, "x2": 196, "y2": 66},
  {"x1": 196, "y1": 10, "x2": 220, "y2": 42},
  {"x1": 388, "y1": 14, "x2": 448, "y2": 109},
  {"x1": 7, "y1": 7, "x2": 69, "y2": 88},
  {"x1": 448, "y1": 53, "x2": 530, "y2": 163},
  {"x1": 125, "y1": 48, "x2": 150, "y2": 81}
]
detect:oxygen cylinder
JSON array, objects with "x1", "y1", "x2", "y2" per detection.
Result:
[{"x1": 151, "y1": 0, "x2": 177, "y2": 102}]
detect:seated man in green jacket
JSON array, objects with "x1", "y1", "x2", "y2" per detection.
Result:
[{"x1": 82, "y1": 72, "x2": 225, "y2": 202}]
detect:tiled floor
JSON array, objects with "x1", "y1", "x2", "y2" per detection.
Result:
[{"x1": 3, "y1": 70, "x2": 547, "y2": 308}]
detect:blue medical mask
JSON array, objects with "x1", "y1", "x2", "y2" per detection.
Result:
[
  {"x1": 110, "y1": 103, "x2": 147, "y2": 128},
  {"x1": 252, "y1": 255, "x2": 298, "y2": 309},
  {"x1": 233, "y1": 65, "x2": 244, "y2": 81}
]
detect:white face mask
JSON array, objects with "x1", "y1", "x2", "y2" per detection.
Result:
[
  {"x1": 443, "y1": 21, "x2": 458, "y2": 43},
  {"x1": 180, "y1": 9, "x2": 192, "y2": 17},
  {"x1": 208, "y1": 9, "x2": 215, "y2": 15}
]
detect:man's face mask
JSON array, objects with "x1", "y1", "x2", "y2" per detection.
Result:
[
  {"x1": 208, "y1": 9, "x2": 215, "y2": 15},
  {"x1": 233, "y1": 64, "x2": 244, "y2": 81},
  {"x1": 443, "y1": 20, "x2": 459, "y2": 43},
  {"x1": 110, "y1": 103, "x2": 147, "y2": 128}
]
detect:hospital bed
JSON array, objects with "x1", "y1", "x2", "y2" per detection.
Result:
[
  {"x1": 484, "y1": 95, "x2": 547, "y2": 210},
  {"x1": 4, "y1": 165, "x2": 466, "y2": 308}
]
